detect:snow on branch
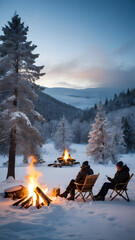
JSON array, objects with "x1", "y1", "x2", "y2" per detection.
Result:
[
  {"x1": 31, "y1": 110, "x2": 45, "y2": 122},
  {"x1": 10, "y1": 111, "x2": 31, "y2": 126},
  {"x1": 1, "y1": 95, "x2": 16, "y2": 106}
]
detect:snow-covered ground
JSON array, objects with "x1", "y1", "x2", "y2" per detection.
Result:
[{"x1": 0, "y1": 143, "x2": 135, "y2": 240}]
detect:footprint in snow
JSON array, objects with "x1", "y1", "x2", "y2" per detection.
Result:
[
  {"x1": 88, "y1": 211, "x2": 95, "y2": 214},
  {"x1": 107, "y1": 217, "x2": 116, "y2": 221}
]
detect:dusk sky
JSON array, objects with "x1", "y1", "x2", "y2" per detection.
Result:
[{"x1": 0, "y1": 0, "x2": 135, "y2": 89}]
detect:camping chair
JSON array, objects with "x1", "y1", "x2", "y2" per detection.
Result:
[
  {"x1": 75, "y1": 174, "x2": 100, "y2": 202},
  {"x1": 110, "y1": 173, "x2": 134, "y2": 202}
]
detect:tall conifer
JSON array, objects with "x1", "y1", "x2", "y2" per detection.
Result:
[{"x1": 0, "y1": 14, "x2": 45, "y2": 178}]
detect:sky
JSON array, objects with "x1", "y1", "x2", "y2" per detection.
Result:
[{"x1": 0, "y1": 0, "x2": 135, "y2": 89}]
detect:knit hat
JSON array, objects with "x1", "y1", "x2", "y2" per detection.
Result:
[
  {"x1": 116, "y1": 161, "x2": 123, "y2": 168},
  {"x1": 82, "y1": 161, "x2": 89, "y2": 167}
]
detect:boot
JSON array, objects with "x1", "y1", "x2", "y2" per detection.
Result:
[
  {"x1": 59, "y1": 190, "x2": 68, "y2": 198},
  {"x1": 67, "y1": 195, "x2": 74, "y2": 201},
  {"x1": 93, "y1": 193, "x2": 100, "y2": 200},
  {"x1": 95, "y1": 195, "x2": 105, "y2": 201},
  {"x1": 67, "y1": 192, "x2": 75, "y2": 201}
]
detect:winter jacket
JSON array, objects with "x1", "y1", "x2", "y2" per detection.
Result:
[
  {"x1": 75, "y1": 165, "x2": 94, "y2": 184},
  {"x1": 109, "y1": 165, "x2": 130, "y2": 185}
]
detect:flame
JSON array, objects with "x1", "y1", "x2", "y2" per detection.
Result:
[
  {"x1": 26, "y1": 155, "x2": 47, "y2": 206},
  {"x1": 63, "y1": 149, "x2": 70, "y2": 162}
]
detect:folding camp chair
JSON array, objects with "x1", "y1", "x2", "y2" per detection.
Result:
[
  {"x1": 75, "y1": 174, "x2": 100, "y2": 202},
  {"x1": 110, "y1": 173, "x2": 134, "y2": 202}
]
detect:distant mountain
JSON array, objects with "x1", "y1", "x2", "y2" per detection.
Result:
[
  {"x1": 35, "y1": 87, "x2": 135, "y2": 122},
  {"x1": 44, "y1": 87, "x2": 123, "y2": 109},
  {"x1": 35, "y1": 91, "x2": 83, "y2": 122}
]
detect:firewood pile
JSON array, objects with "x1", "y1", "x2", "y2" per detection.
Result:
[
  {"x1": 5, "y1": 185, "x2": 52, "y2": 209},
  {"x1": 48, "y1": 149, "x2": 80, "y2": 167}
]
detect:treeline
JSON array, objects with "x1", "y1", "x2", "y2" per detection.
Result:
[
  {"x1": 83, "y1": 88, "x2": 135, "y2": 121},
  {"x1": 0, "y1": 88, "x2": 135, "y2": 155},
  {"x1": 34, "y1": 119, "x2": 90, "y2": 145}
]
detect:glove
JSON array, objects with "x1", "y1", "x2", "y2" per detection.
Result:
[{"x1": 107, "y1": 177, "x2": 112, "y2": 182}]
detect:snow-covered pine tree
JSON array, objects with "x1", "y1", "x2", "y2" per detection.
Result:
[
  {"x1": 121, "y1": 116, "x2": 132, "y2": 152},
  {"x1": 87, "y1": 102, "x2": 112, "y2": 164},
  {"x1": 53, "y1": 116, "x2": 72, "y2": 152},
  {"x1": 111, "y1": 119, "x2": 126, "y2": 163},
  {"x1": 0, "y1": 13, "x2": 45, "y2": 178}
]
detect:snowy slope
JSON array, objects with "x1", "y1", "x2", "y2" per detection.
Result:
[
  {"x1": 44, "y1": 87, "x2": 122, "y2": 109},
  {"x1": 0, "y1": 143, "x2": 135, "y2": 240}
]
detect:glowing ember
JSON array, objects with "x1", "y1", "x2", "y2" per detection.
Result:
[
  {"x1": 63, "y1": 149, "x2": 70, "y2": 162},
  {"x1": 26, "y1": 155, "x2": 48, "y2": 206}
]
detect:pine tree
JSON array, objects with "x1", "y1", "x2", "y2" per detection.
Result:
[
  {"x1": 94, "y1": 103, "x2": 97, "y2": 109},
  {"x1": 72, "y1": 119, "x2": 82, "y2": 143},
  {"x1": 105, "y1": 97, "x2": 108, "y2": 106},
  {"x1": 0, "y1": 14, "x2": 45, "y2": 178},
  {"x1": 127, "y1": 88, "x2": 130, "y2": 96},
  {"x1": 111, "y1": 120, "x2": 126, "y2": 163},
  {"x1": 87, "y1": 102, "x2": 112, "y2": 164},
  {"x1": 121, "y1": 116, "x2": 132, "y2": 152},
  {"x1": 114, "y1": 93, "x2": 117, "y2": 100},
  {"x1": 53, "y1": 116, "x2": 72, "y2": 152}
]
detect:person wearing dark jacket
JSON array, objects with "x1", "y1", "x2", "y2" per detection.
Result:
[
  {"x1": 94, "y1": 161, "x2": 130, "y2": 201},
  {"x1": 59, "y1": 161, "x2": 94, "y2": 200}
]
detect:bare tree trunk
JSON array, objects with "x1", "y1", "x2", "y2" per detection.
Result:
[
  {"x1": 7, "y1": 86, "x2": 18, "y2": 179},
  {"x1": 7, "y1": 127, "x2": 16, "y2": 179}
]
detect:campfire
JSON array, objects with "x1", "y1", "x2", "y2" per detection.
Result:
[
  {"x1": 48, "y1": 148, "x2": 80, "y2": 167},
  {"x1": 5, "y1": 156, "x2": 52, "y2": 209}
]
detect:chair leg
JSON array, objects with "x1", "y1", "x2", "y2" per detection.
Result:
[
  {"x1": 75, "y1": 192, "x2": 81, "y2": 199},
  {"x1": 125, "y1": 190, "x2": 130, "y2": 202},
  {"x1": 119, "y1": 190, "x2": 130, "y2": 202},
  {"x1": 110, "y1": 192, "x2": 118, "y2": 201},
  {"x1": 110, "y1": 190, "x2": 114, "y2": 198},
  {"x1": 91, "y1": 192, "x2": 95, "y2": 201},
  {"x1": 80, "y1": 192, "x2": 86, "y2": 202},
  {"x1": 85, "y1": 191, "x2": 95, "y2": 201},
  {"x1": 110, "y1": 188, "x2": 120, "y2": 201},
  {"x1": 111, "y1": 189, "x2": 130, "y2": 202},
  {"x1": 83, "y1": 192, "x2": 87, "y2": 199},
  {"x1": 86, "y1": 193, "x2": 90, "y2": 199}
]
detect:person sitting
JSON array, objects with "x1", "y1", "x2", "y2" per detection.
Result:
[
  {"x1": 59, "y1": 161, "x2": 94, "y2": 201},
  {"x1": 94, "y1": 161, "x2": 130, "y2": 201}
]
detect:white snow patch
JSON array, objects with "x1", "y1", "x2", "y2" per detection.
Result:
[{"x1": 0, "y1": 143, "x2": 135, "y2": 240}]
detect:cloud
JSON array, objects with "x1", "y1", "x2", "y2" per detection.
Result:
[
  {"x1": 38, "y1": 45, "x2": 135, "y2": 89},
  {"x1": 40, "y1": 62, "x2": 135, "y2": 89},
  {"x1": 114, "y1": 41, "x2": 135, "y2": 55}
]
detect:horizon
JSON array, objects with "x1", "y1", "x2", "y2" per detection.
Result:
[{"x1": 0, "y1": 0, "x2": 135, "y2": 90}]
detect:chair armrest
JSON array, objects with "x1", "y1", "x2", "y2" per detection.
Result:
[
  {"x1": 114, "y1": 183, "x2": 127, "y2": 190},
  {"x1": 74, "y1": 182, "x2": 83, "y2": 186},
  {"x1": 115, "y1": 183, "x2": 127, "y2": 187}
]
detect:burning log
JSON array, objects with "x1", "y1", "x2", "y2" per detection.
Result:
[
  {"x1": 48, "y1": 149, "x2": 80, "y2": 167},
  {"x1": 74, "y1": 162, "x2": 80, "y2": 165},
  {"x1": 25, "y1": 197, "x2": 33, "y2": 209},
  {"x1": 21, "y1": 196, "x2": 33, "y2": 208},
  {"x1": 13, "y1": 196, "x2": 27, "y2": 206},
  {"x1": 36, "y1": 193, "x2": 39, "y2": 206},
  {"x1": 12, "y1": 187, "x2": 52, "y2": 209},
  {"x1": 11, "y1": 156, "x2": 52, "y2": 209},
  {"x1": 25, "y1": 202, "x2": 33, "y2": 209},
  {"x1": 35, "y1": 193, "x2": 43, "y2": 209},
  {"x1": 34, "y1": 186, "x2": 52, "y2": 206},
  {"x1": 48, "y1": 163, "x2": 54, "y2": 167}
]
